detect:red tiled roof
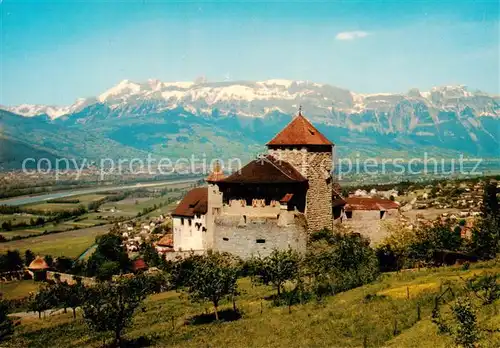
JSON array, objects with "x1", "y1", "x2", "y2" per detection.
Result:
[
  {"x1": 132, "y1": 258, "x2": 148, "y2": 271},
  {"x1": 344, "y1": 197, "x2": 399, "y2": 211},
  {"x1": 28, "y1": 256, "x2": 49, "y2": 270},
  {"x1": 280, "y1": 193, "x2": 294, "y2": 203},
  {"x1": 172, "y1": 187, "x2": 208, "y2": 217},
  {"x1": 220, "y1": 155, "x2": 306, "y2": 184},
  {"x1": 267, "y1": 113, "x2": 333, "y2": 146},
  {"x1": 157, "y1": 235, "x2": 173, "y2": 247}
]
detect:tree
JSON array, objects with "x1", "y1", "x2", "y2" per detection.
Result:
[
  {"x1": 306, "y1": 229, "x2": 379, "y2": 297},
  {"x1": 184, "y1": 252, "x2": 238, "y2": 320},
  {"x1": 24, "y1": 250, "x2": 36, "y2": 267},
  {"x1": 465, "y1": 273, "x2": 500, "y2": 305},
  {"x1": 95, "y1": 261, "x2": 121, "y2": 281},
  {"x1": 44, "y1": 255, "x2": 54, "y2": 268},
  {"x1": 54, "y1": 256, "x2": 73, "y2": 273},
  {"x1": 378, "y1": 219, "x2": 464, "y2": 268},
  {"x1": 250, "y1": 248, "x2": 300, "y2": 298},
  {"x1": 432, "y1": 297, "x2": 479, "y2": 348},
  {"x1": 28, "y1": 286, "x2": 56, "y2": 319},
  {"x1": 81, "y1": 276, "x2": 148, "y2": 346},
  {"x1": 55, "y1": 282, "x2": 85, "y2": 319},
  {"x1": 86, "y1": 234, "x2": 130, "y2": 277},
  {"x1": 1, "y1": 222, "x2": 12, "y2": 231},
  {"x1": 472, "y1": 181, "x2": 500, "y2": 259},
  {"x1": 0, "y1": 299, "x2": 14, "y2": 342},
  {"x1": 0, "y1": 250, "x2": 24, "y2": 272},
  {"x1": 408, "y1": 222, "x2": 463, "y2": 265},
  {"x1": 87, "y1": 200, "x2": 102, "y2": 212},
  {"x1": 140, "y1": 242, "x2": 162, "y2": 268}
]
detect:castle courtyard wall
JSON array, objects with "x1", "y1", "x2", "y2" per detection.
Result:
[{"x1": 213, "y1": 212, "x2": 307, "y2": 259}]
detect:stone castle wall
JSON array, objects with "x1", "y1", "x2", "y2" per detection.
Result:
[
  {"x1": 343, "y1": 209, "x2": 399, "y2": 245},
  {"x1": 213, "y1": 212, "x2": 307, "y2": 259},
  {"x1": 268, "y1": 147, "x2": 333, "y2": 233}
]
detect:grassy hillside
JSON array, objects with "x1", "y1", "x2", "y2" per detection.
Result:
[{"x1": 7, "y1": 260, "x2": 500, "y2": 347}]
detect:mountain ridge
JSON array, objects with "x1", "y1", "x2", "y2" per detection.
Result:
[
  {"x1": 2, "y1": 79, "x2": 498, "y2": 121},
  {"x1": 1, "y1": 79, "x2": 499, "y2": 170}
]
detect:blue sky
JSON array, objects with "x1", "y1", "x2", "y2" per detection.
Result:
[{"x1": 0, "y1": 0, "x2": 498, "y2": 105}]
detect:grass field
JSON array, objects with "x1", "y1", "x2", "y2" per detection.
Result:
[
  {"x1": 23, "y1": 202, "x2": 83, "y2": 213},
  {"x1": 0, "y1": 280, "x2": 40, "y2": 300},
  {"x1": 0, "y1": 225, "x2": 110, "y2": 258},
  {"x1": 0, "y1": 214, "x2": 41, "y2": 224},
  {"x1": 5, "y1": 260, "x2": 500, "y2": 347}
]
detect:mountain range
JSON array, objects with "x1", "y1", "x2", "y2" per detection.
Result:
[{"x1": 1, "y1": 79, "x2": 499, "y2": 170}]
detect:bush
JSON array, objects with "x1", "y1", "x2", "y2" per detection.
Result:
[{"x1": 0, "y1": 299, "x2": 14, "y2": 342}]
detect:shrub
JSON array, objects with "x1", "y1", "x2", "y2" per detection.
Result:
[{"x1": 0, "y1": 299, "x2": 14, "y2": 342}]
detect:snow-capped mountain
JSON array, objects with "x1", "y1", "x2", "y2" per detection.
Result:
[
  {"x1": 1, "y1": 79, "x2": 499, "y2": 170},
  {"x1": 3, "y1": 79, "x2": 499, "y2": 122},
  {"x1": 2, "y1": 97, "x2": 98, "y2": 119}
]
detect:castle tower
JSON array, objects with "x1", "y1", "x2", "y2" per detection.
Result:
[
  {"x1": 266, "y1": 110, "x2": 334, "y2": 233},
  {"x1": 205, "y1": 161, "x2": 224, "y2": 249}
]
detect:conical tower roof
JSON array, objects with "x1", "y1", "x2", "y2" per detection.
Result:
[{"x1": 266, "y1": 111, "x2": 333, "y2": 146}]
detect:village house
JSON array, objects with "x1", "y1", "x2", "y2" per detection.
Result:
[
  {"x1": 170, "y1": 111, "x2": 399, "y2": 258},
  {"x1": 336, "y1": 196, "x2": 400, "y2": 244}
]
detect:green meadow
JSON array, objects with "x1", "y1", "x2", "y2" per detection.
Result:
[{"x1": 6, "y1": 260, "x2": 500, "y2": 348}]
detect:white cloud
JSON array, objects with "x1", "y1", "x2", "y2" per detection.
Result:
[{"x1": 335, "y1": 31, "x2": 370, "y2": 41}]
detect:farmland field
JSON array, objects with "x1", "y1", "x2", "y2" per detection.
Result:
[
  {"x1": 0, "y1": 280, "x2": 41, "y2": 300},
  {"x1": 22, "y1": 202, "x2": 82, "y2": 213},
  {"x1": 0, "y1": 225, "x2": 110, "y2": 258},
  {"x1": 0, "y1": 214, "x2": 41, "y2": 224}
]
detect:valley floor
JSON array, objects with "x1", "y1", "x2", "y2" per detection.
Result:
[{"x1": 6, "y1": 260, "x2": 500, "y2": 348}]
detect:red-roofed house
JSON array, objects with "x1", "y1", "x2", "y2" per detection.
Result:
[
  {"x1": 132, "y1": 258, "x2": 148, "y2": 273},
  {"x1": 341, "y1": 197, "x2": 400, "y2": 244}
]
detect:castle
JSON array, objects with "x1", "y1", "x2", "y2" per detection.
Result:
[{"x1": 170, "y1": 111, "x2": 398, "y2": 258}]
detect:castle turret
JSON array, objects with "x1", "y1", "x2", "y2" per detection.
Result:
[
  {"x1": 205, "y1": 161, "x2": 224, "y2": 249},
  {"x1": 266, "y1": 110, "x2": 334, "y2": 233}
]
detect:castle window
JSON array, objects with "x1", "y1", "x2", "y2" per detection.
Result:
[
  {"x1": 256, "y1": 239, "x2": 266, "y2": 244},
  {"x1": 188, "y1": 219, "x2": 192, "y2": 227},
  {"x1": 181, "y1": 218, "x2": 184, "y2": 225},
  {"x1": 223, "y1": 237, "x2": 229, "y2": 241},
  {"x1": 380, "y1": 211, "x2": 386, "y2": 219},
  {"x1": 345, "y1": 211, "x2": 353, "y2": 219}
]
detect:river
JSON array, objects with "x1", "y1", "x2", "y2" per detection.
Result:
[{"x1": 0, "y1": 177, "x2": 201, "y2": 206}]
